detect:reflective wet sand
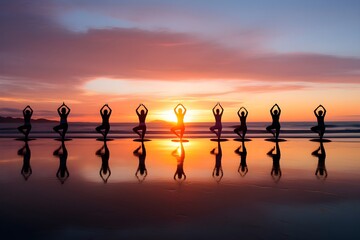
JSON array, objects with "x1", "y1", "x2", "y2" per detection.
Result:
[{"x1": 1, "y1": 138, "x2": 360, "y2": 239}]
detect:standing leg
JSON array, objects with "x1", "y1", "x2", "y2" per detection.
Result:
[
  {"x1": 275, "y1": 128, "x2": 280, "y2": 140},
  {"x1": 141, "y1": 126, "x2": 146, "y2": 140},
  {"x1": 171, "y1": 126, "x2": 180, "y2": 138}
]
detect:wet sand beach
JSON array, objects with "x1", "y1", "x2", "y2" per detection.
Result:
[{"x1": 1, "y1": 138, "x2": 360, "y2": 239}]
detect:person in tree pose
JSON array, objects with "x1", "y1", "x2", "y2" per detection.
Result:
[
  {"x1": 311, "y1": 105, "x2": 327, "y2": 140},
  {"x1": 53, "y1": 102, "x2": 71, "y2": 140},
  {"x1": 234, "y1": 107, "x2": 248, "y2": 140},
  {"x1": 133, "y1": 104, "x2": 148, "y2": 140},
  {"x1": 171, "y1": 103, "x2": 187, "y2": 139},
  {"x1": 96, "y1": 104, "x2": 112, "y2": 140},
  {"x1": 210, "y1": 103, "x2": 224, "y2": 140},
  {"x1": 17, "y1": 105, "x2": 33, "y2": 139},
  {"x1": 266, "y1": 104, "x2": 281, "y2": 140}
]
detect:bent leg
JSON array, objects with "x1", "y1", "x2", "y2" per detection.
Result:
[
  {"x1": 275, "y1": 127, "x2": 280, "y2": 140},
  {"x1": 266, "y1": 125, "x2": 275, "y2": 138},
  {"x1": 53, "y1": 125, "x2": 62, "y2": 135},
  {"x1": 17, "y1": 125, "x2": 26, "y2": 135},
  {"x1": 133, "y1": 126, "x2": 141, "y2": 138},
  {"x1": 234, "y1": 126, "x2": 242, "y2": 138},
  {"x1": 171, "y1": 126, "x2": 180, "y2": 138},
  {"x1": 210, "y1": 126, "x2": 218, "y2": 137}
]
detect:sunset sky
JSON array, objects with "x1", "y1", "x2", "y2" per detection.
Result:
[{"x1": 1, "y1": 0, "x2": 359, "y2": 122}]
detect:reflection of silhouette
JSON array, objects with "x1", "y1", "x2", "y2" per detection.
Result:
[
  {"x1": 266, "y1": 104, "x2": 281, "y2": 140},
  {"x1": 96, "y1": 104, "x2": 112, "y2": 139},
  {"x1": 53, "y1": 141, "x2": 69, "y2": 184},
  {"x1": 53, "y1": 102, "x2": 71, "y2": 140},
  {"x1": 312, "y1": 142, "x2": 327, "y2": 179},
  {"x1": 211, "y1": 141, "x2": 223, "y2": 182},
  {"x1": 17, "y1": 105, "x2": 33, "y2": 140},
  {"x1": 311, "y1": 105, "x2": 326, "y2": 140},
  {"x1": 209, "y1": 103, "x2": 224, "y2": 140},
  {"x1": 133, "y1": 104, "x2": 148, "y2": 140},
  {"x1": 172, "y1": 142, "x2": 186, "y2": 181},
  {"x1": 234, "y1": 107, "x2": 248, "y2": 140},
  {"x1": 235, "y1": 141, "x2": 248, "y2": 177},
  {"x1": 18, "y1": 141, "x2": 32, "y2": 181},
  {"x1": 267, "y1": 142, "x2": 281, "y2": 182},
  {"x1": 133, "y1": 142, "x2": 147, "y2": 182},
  {"x1": 96, "y1": 141, "x2": 111, "y2": 183},
  {"x1": 170, "y1": 103, "x2": 187, "y2": 139}
]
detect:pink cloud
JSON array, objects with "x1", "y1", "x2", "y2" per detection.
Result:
[{"x1": 1, "y1": 1, "x2": 360, "y2": 87}]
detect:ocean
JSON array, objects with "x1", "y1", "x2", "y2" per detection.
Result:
[{"x1": 1, "y1": 121, "x2": 360, "y2": 139}]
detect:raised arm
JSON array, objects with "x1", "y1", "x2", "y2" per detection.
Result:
[
  {"x1": 320, "y1": 105, "x2": 326, "y2": 116},
  {"x1": 100, "y1": 104, "x2": 106, "y2": 116},
  {"x1": 276, "y1": 104, "x2": 281, "y2": 115},
  {"x1": 63, "y1": 103, "x2": 71, "y2": 115},
  {"x1": 314, "y1": 105, "x2": 320, "y2": 117},
  {"x1": 244, "y1": 107, "x2": 248, "y2": 117},
  {"x1": 179, "y1": 103, "x2": 187, "y2": 115},
  {"x1": 28, "y1": 106, "x2": 33, "y2": 116},
  {"x1": 57, "y1": 103, "x2": 64, "y2": 115},
  {"x1": 136, "y1": 104, "x2": 141, "y2": 116},
  {"x1": 143, "y1": 104, "x2": 148, "y2": 115},
  {"x1": 212, "y1": 104, "x2": 217, "y2": 115},
  {"x1": 174, "y1": 104, "x2": 181, "y2": 114},
  {"x1": 270, "y1": 104, "x2": 276, "y2": 114},
  {"x1": 106, "y1": 104, "x2": 112, "y2": 115},
  {"x1": 219, "y1": 103, "x2": 224, "y2": 115}
]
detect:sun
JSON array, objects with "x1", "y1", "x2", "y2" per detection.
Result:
[{"x1": 154, "y1": 109, "x2": 194, "y2": 123}]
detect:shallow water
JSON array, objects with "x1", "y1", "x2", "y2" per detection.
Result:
[{"x1": 1, "y1": 138, "x2": 360, "y2": 239}]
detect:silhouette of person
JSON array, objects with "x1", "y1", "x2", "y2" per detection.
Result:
[
  {"x1": 18, "y1": 141, "x2": 32, "y2": 181},
  {"x1": 235, "y1": 141, "x2": 248, "y2": 177},
  {"x1": 266, "y1": 104, "x2": 281, "y2": 140},
  {"x1": 133, "y1": 104, "x2": 148, "y2": 140},
  {"x1": 210, "y1": 103, "x2": 224, "y2": 140},
  {"x1": 133, "y1": 142, "x2": 147, "y2": 182},
  {"x1": 234, "y1": 107, "x2": 248, "y2": 140},
  {"x1": 96, "y1": 104, "x2": 112, "y2": 140},
  {"x1": 170, "y1": 103, "x2": 187, "y2": 139},
  {"x1": 267, "y1": 142, "x2": 281, "y2": 182},
  {"x1": 210, "y1": 141, "x2": 223, "y2": 182},
  {"x1": 17, "y1": 105, "x2": 33, "y2": 140},
  {"x1": 53, "y1": 102, "x2": 70, "y2": 140},
  {"x1": 311, "y1": 105, "x2": 327, "y2": 140},
  {"x1": 53, "y1": 141, "x2": 69, "y2": 184},
  {"x1": 312, "y1": 142, "x2": 327, "y2": 179},
  {"x1": 96, "y1": 141, "x2": 111, "y2": 183},
  {"x1": 172, "y1": 142, "x2": 186, "y2": 181}
]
